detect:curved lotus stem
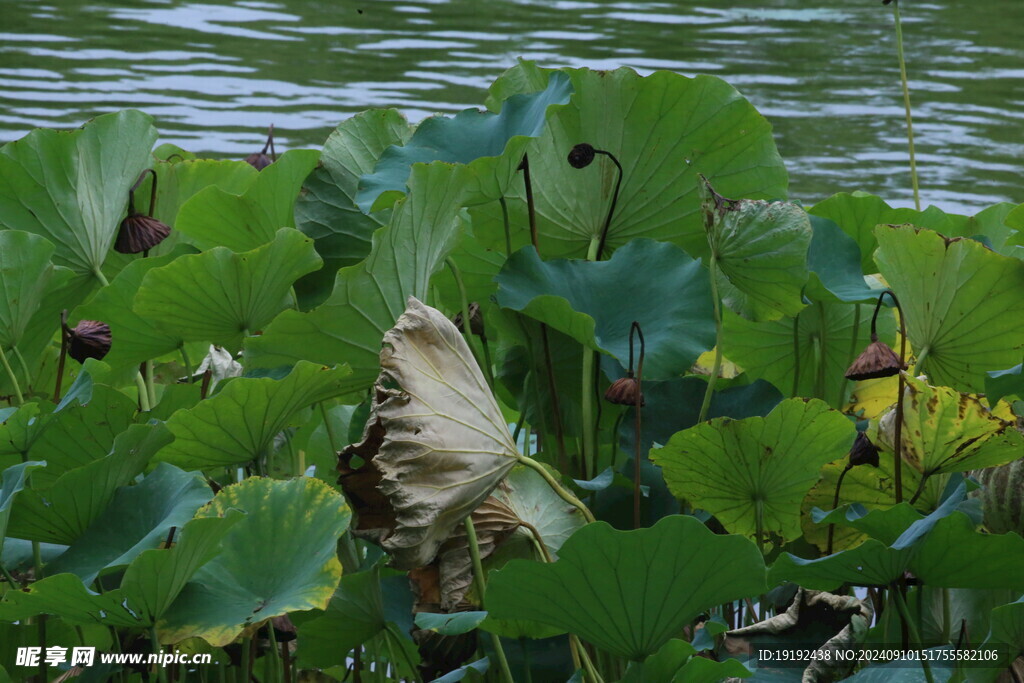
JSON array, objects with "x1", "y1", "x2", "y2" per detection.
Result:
[{"x1": 631, "y1": 321, "x2": 645, "y2": 529}]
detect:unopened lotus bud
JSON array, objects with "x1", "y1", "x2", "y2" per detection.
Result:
[
  {"x1": 115, "y1": 213, "x2": 171, "y2": 254},
  {"x1": 844, "y1": 335, "x2": 906, "y2": 381},
  {"x1": 568, "y1": 143, "x2": 596, "y2": 169},
  {"x1": 849, "y1": 432, "x2": 880, "y2": 468},
  {"x1": 451, "y1": 302, "x2": 484, "y2": 337},
  {"x1": 67, "y1": 320, "x2": 112, "y2": 363},
  {"x1": 604, "y1": 376, "x2": 644, "y2": 406}
]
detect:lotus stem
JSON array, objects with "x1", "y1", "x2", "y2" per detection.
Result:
[
  {"x1": 515, "y1": 454, "x2": 596, "y2": 523},
  {"x1": 815, "y1": 301, "x2": 827, "y2": 400},
  {"x1": 446, "y1": 258, "x2": 492, "y2": 388},
  {"x1": 838, "y1": 305, "x2": 862, "y2": 408},
  {"x1": 890, "y1": 582, "x2": 935, "y2": 683},
  {"x1": 520, "y1": 154, "x2": 538, "y2": 250},
  {"x1": 499, "y1": 196, "x2": 512, "y2": 257},
  {"x1": 0, "y1": 562, "x2": 17, "y2": 587},
  {"x1": 538, "y1": 324, "x2": 569, "y2": 471},
  {"x1": 464, "y1": 517, "x2": 515, "y2": 683},
  {"x1": 0, "y1": 344, "x2": 24, "y2": 406},
  {"x1": 180, "y1": 346, "x2": 193, "y2": 385},
  {"x1": 134, "y1": 371, "x2": 152, "y2": 412},
  {"x1": 580, "y1": 242, "x2": 600, "y2": 477},
  {"x1": 54, "y1": 313, "x2": 69, "y2": 402},
  {"x1": 827, "y1": 463, "x2": 854, "y2": 555},
  {"x1": 697, "y1": 253, "x2": 723, "y2": 423},
  {"x1": 890, "y1": 0, "x2": 921, "y2": 210},
  {"x1": 630, "y1": 322, "x2": 645, "y2": 530},
  {"x1": 145, "y1": 359, "x2": 157, "y2": 407},
  {"x1": 908, "y1": 472, "x2": 931, "y2": 506},
  {"x1": 875, "y1": 289, "x2": 907, "y2": 504}
]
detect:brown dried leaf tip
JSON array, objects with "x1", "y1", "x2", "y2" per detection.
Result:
[
  {"x1": 115, "y1": 214, "x2": 171, "y2": 254},
  {"x1": 66, "y1": 320, "x2": 112, "y2": 363},
  {"x1": 605, "y1": 376, "x2": 644, "y2": 407},
  {"x1": 568, "y1": 143, "x2": 596, "y2": 169},
  {"x1": 844, "y1": 335, "x2": 906, "y2": 381},
  {"x1": 848, "y1": 432, "x2": 880, "y2": 468}
]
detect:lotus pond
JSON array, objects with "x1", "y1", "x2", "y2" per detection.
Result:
[{"x1": 0, "y1": 57, "x2": 1023, "y2": 683}]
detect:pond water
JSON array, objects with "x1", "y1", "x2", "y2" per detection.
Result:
[{"x1": 2, "y1": 0, "x2": 1022, "y2": 213}]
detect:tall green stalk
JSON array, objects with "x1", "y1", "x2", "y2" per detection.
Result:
[
  {"x1": 890, "y1": 0, "x2": 921, "y2": 210},
  {"x1": 580, "y1": 236, "x2": 602, "y2": 477},
  {"x1": 697, "y1": 254, "x2": 723, "y2": 423},
  {"x1": 0, "y1": 345, "x2": 24, "y2": 406},
  {"x1": 463, "y1": 517, "x2": 514, "y2": 683}
]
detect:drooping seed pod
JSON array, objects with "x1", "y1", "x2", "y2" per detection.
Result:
[
  {"x1": 567, "y1": 143, "x2": 596, "y2": 169},
  {"x1": 115, "y1": 213, "x2": 171, "y2": 254},
  {"x1": 844, "y1": 335, "x2": 906, "y2": 381},
  {"x1": 246, "y1": 124, "x2": 276, "y2": 170},
  {"x1": 605, "y1": 375, "x2": 644, "y2": 407},
  {"x1": 848, "y1": 432, "x2": 881, "y2": 468},
  {"x1": 66, "y1": 320, "x2": 112, "y2": 363}
]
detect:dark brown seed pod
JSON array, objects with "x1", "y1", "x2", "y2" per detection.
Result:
[
  {"x1": 604, "y1": 376, "x2": 644, "y2": 407},
  {"x1": 849, "y1": 432, "x2": 881, "y2": 468},
  {"x1": 246, "y1": 124, "x2": 276, "y2": 170},
  {"x1": 567, "y1": 143, "x2": 596, "y2": 169},
  {"x1": 451, "y1": 302, "x2": 484, "y2": 337},
  {"x1": 66, "y1": 320, "x2": 112, "y2": 363},
  {"x1": 844, "y1": 336, "x2": 906, "y2": 381},
  {"x1": 115, "y1": 213, "x2": 171, "y2": 254}
]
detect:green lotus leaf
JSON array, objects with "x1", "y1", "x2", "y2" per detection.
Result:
[
  {"x1": 0, "y1": 403, "x2": 52, "y2": 461},
  {"x1": 42, "y1": 463, "x2": 213, "y2": 583},
  {"x1": 979, "y1": 596, "x2": 1024, "y2": 679},
  {"x1": 484, "y1": 61, "x2": 787, "y2": 257},
  {"x1": 986, "y1": 363, "x2": 1023, "y2": 406},
  {"x1": 25, "y1": 385, "x2": 137, "y2": 487},
  {"x1": 296, "y1": 109, "x2": 412, "y2": 267},
  {"x1": 341, "y1": 298, "x2": 518, "y2": 569},
  {"x1": 157, "y1": 476, "x2": 351, "y2": 646},
  {"x1": 494, "y1": 240, "x2": 715, "y2": 379},
  {"x1": 806, "y1": 215, "x2": 886, "y2": 303},
  {"x1": 156, "y1": 361, "x2": 353, "y2": 470},
  {"x1": 0, "y1": 231, "x2": 74, "y2": 351},
  {"x1": 701, "y1": 182, "x2": 812, "y2": 321},
  {"x1": 414, "y1": 611, "x2": 488, "y2": 636},
  {"x1": 809, "y1": 192, "x2": 973, "y2": 272},
  {"x1": 620, "y1": 640, "x2": 697, "y2": 682},
  {"x1": 357, "y1": 72, "x2": 571, "y2": 210},
  {"x1": 7, "y1": 423, "x2": 171, "y2": 544},
  {"x1": 0, "y1": 461, "x2": 45, "y2": 558},
  {"x1": 651, "y1": 398, "x2": 855, "y2": 543},
  {"x1": 0, "y1": 513, "x2": 241, "y2": 627},
  {"x1": 722, "y1": 300, "x2": 897, "y2": 409},
  {"x1": 174, "y1": 149, "x2": 320, "y2": 252},
  {"x1": 0, "y1": 110, "x2": 158, "y2": 279},
  {"x1": 245, "y1": 162, "x2": 470, "y2": 389},
  {"x1": 293, "y1": 567, "x2": 388, "y2": 668},
  {"x1": 871, "y1": 374, "x2": 1024, "y2": 475},
  {"x1": 433, "y1": 658, "x2": 489, "y2": 683},
  {"x1": 146, "y1": 158, "x2": 258, "y2": 228},
  {"x1": 134, "y1": 227, "x2": 322, "y2": 351},
  {"x1": 874, "y1": 225, "x2": 1024, "y2": 391},
  {"x1": 486, "y1": 515, "x2": 766, "y2": 661}
]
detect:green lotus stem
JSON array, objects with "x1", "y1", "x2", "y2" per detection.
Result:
[
  {"x1": 151, "y1": 626, "x2": 168, "y2": 683},
  {"x1": 815, "y1": 301, "x2": 827, "y2": 400},
  {"x1": 522, "y1": 521, "x2": 553, "y2": 563},
  {"x1": 827, "y1": 464, "x2": 854, "y2": 555},
  {"x1": 464, "y1": 517, "x2": 515, "y2": 683},
  {"x1": 380, "y1": 623, "x2": 399, "y2": 681},
  {"x1": 891, "y1": 0, "x2": 921, "y2": 211},
  {"x1": 697, "y1": 254, "x2": 723, "y2": 423},
  {"x1": 791, "y1": 314, "x2": 801, "y2": 397},
  {"x1": 579, "y1": 236, "x2": 602, "y2": 478},
  {"x1": 499, "y1": 196, "x2": 512, "y2": 257},
  {"x1": 891, "y1": 583, "x2": 935, "y2": 683},
  {"x1": 908, "y1": 471, "x2": 931, "y2": 506},
  {"x1": 12, "y1": 347, "x2": 32, "y2": 395},
  {"x1": 515, "y1": 454, "x2": 596, "y2": 523},
  {"x1": 941, "y1": 587, "x2": 951, "y2": 645},
  {"x1": 240, "y1": 636, "x2": 252, "y2": 683},
  {"x1": 0, "y1": 562, "x2": 18, "y2": 587},
  {"x1": 134, "y1": 371, "x2": 152, "y2": 412},
  {"x1": 574, "y1": 639, "x2": 604, "y2": 683},
  {"x1": 521, "y1": 154, "x2": 538, "y2": 250},
  {"x1": 0, "y1": 345, "x2": 24, "y2": 406},
  {"x1": 319, "y1": 402, "x2": 339, "y2": 452},
  {"x1": 180, "y1": 345, "x2": 193, "y2": 384},
  {"x1": 147, "y1": 360, "x2": 157, "y2": 407},
  {"x1": 446, "y1": 258, "x2": 493, "y2": 388},
  {"x1": 915, "y1": 346, "x2": 929, "y2": 375},
  {"x1": 519, "y1": 639, "x2": 533, "y2": 683},
  {"x1": 92, "y1": 267, "x2": 110, "y2": 287},
  {"x1": 838, "y1": 305, "x2": 862, "y2": 407}
]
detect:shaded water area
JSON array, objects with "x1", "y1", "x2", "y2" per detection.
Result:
[{"x1": 2, "y1": 0, "x2": 1022, "y2": 213}]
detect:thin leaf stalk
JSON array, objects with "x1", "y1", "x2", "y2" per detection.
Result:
[
  {"x1": 13, "y1": 347, "x2": 31, "y2": 396},
  {"x1": 463, "y1": 517, "x2": 514, "y2": 683},
  {"x1": 791, "y1": 314, "x2": 801, "y2": 397},
  {"x1": 697, "y1": 254, "x2": 723, "y2": 423},
  {"x1": 515, "y1": 454, "x2": 596, "y2": 523},
  {"x1": 891, "y1": 0, "x2": 921, "y2": 210},
  {"x1": 827, "y1": 464, "x2": 854, "y2": 555},
  {"x1": 837, "y1": 304, "x2": 862, "y2": 407},
  {"x1": 580, "y1": 236, "x2": 602, "y2": 478},
  {"x1": 180, "y1": 346, "x2": 193, "y2": 385},
  {"x1": 134, "y1": 371, "x2": 152, "y2": 412},
  {"x1": 145, "y1": 359, "x2": 157, "y2": 408},
  {"x1": 499, "y1": 196, "x2": 512, "y2": 257},
  {"x1": 890, "y1": 583, "x2": 935, "y2": 683},
  {"x1": 446, "y1": 257, "x2": 492, "y2": 388},
  {"x1": 54, "y1": 311, "x2": 70, "y2": 402},
  {"x1": 0, "y1": 344, "x2": 24, "y2": 406},
  {"x1": 630, "y1": 321, "x2": 645, "y2": 530}
]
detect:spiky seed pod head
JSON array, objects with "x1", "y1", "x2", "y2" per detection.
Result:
[
  {"x1": 844, "y1": 336, "x2": 906, "y2": 381},
  {"x1": 568, "y1": 143, "x2": 596, "y2": 169},
  {"x1": 66, "y1": 320, "x2": 112, "y2": 363},
  {"x1": 604, "y1": 376, "x2": 644, "y2": 407},
  {"x1": 849, "y1": 432, "x2": 881, "y2": 468},
  {"x1": 115, "y1": 213, "x2": 171, "y2": 254}
]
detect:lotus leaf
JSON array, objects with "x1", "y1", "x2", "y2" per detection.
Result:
[
  {"x1": 293, "y1": 568, "x2": 388, "y2": 668},
  {"x1": 484, "y1": 62, "x2": 788, "y2": 257},
  {"x1": 157, "y1": 476, "x2": 351, "y2": 646},
  {"x1": 986, "y1": 362, "x2": 1023, "y2": 406},
  {"x1": 0, "y1": 232, "x2": 75, "y2": 359},
  {"x1": 0, "y1": 461, "x2": 45, "y2": 557},
  {"x1": 806, "y1": 215, "x2": 886, "y2": 303},
  {"x1": 357, "y1": 71, "x2": 571, "y2": 210},
  {"x1": 652, "y1": 398, "x2": 855, "y2": 543},
  {"x1": 495, "y1": 239, "x2": 715, "y2": 379},
  {"x1": 134, "y1": 227, "x2": 321, "y2": 351},
  {"x1": 873, "y1": 224, "x2": 1024, "y2": 391},
  {"x1": 0, "y1": 110, "x2": 158, "y2": 280},
  {"x1": 339, "y1": 298, "x2": 518, "y2": 569},
  {"x1": 486, "y1": 515, "x2": 766, "y2": 661},
  {"x1": 156, "y1": 361, "x2": 354, "y2": 470},
  {"x1": 174, "y1": 149, "x2": 320, "y2": 252}
]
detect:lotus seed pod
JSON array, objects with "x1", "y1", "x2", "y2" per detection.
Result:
[
  {"x1": 604, "y1": 376, "x2": 644, "y2": 406},
  {"x1": 244, "y1": 151, "x2": 273, "y2": 170},
  {"x1": 848, "y1": 432, "x2": 880, "y2": 468},
  {"x1": 115, "y1": 213, "x2": 171, "y2": 254},
  {"x1": 844, "y1": 336, "x2": 906, "y2": 381},
  {"x1": 67, "y1": 320, "x2": 112, "y2": 363},
  {"x1": 567, "y1": 143, "x2": 596, "y2": 169}
]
